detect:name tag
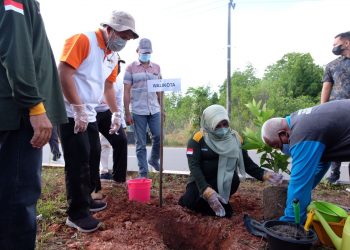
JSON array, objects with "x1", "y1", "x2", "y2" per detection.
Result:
[{"x1": 147, "y1": 78, "x2": 181, "y2": 92}]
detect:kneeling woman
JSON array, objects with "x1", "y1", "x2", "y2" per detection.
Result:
[{"x1": 178, "y1": 104, "x2": 282, "y2": 218}]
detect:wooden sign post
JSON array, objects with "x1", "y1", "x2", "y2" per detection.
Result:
[{"x1": 147, "y1": 78, "x2": 181, "y2": 207}]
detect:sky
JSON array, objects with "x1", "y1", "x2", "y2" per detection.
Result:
[{"x1": 39, "y1": 0, "x2": 350, "y2": 93}]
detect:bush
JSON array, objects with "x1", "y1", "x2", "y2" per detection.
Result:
[{"x1": 242, "y1": 99, "x2": 290, "y2": 174}]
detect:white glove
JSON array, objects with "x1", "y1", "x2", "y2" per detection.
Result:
[
  {"x1": 203, "y1": 187, "x2": 226, "y2": 217},
  {"x1": 263, "y1": 171, "x2": 283, "y2": 185},
  {"x1": 109, "y1": 111, "x2": 121, "y2": 134},
  {"x1": 71, "y1": 104, "x2": 88, "y2": 134}
]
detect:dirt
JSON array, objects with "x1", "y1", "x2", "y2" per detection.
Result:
[
  {"x1": 268, "y1": 224, "x2": 308, "y2": 239},
  {"x1": 37, "y1": 173, "x2": 350, "y2": 250}
]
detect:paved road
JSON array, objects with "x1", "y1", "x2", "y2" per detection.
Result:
[
  {"x1": 42, "y1": 144, "x2": 350, "y2": 183},
  {"x1": 42, "y1": 144, "x2": 189, "y2": 174}
]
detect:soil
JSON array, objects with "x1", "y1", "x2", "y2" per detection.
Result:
[
  {"x1": 262, "y1": 185, "x2": 288, "y2": 220},
  {"x1": 268, "y1": 224, "x2": 308, "y2": 239},
  {"x1": 37, "y1": 173, "x2": 350, "y2": 250}
]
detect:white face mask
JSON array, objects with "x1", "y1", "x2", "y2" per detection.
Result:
[{"x1": 107, "y1": 31, "x2": 127, "y2": 52}]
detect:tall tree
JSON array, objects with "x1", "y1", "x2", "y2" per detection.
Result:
[
  {"x1": 186, "y1": 86, "x2": 218, "y2": 130},
  {"x1": 219, "y1": 64, "x2": 261, "y2": 132},
  {"x1": 164, "y1": 92, "x2": 191, "y2": 132},
  {"x1": 263, "y1": 52, "x2": 323, "y2": 98}
]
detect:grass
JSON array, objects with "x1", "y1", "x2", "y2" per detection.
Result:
[
  {"x1": 317, "y1": 180, "x2": 350, "y2": 191},
  {"x1": 148, "y1": 171, "x2": 188, "y2": 189},
  {"x1": 36, "y1": 167, "x2": 67, "y2": 249},
  {"x1": 37, "y1": 167, "x2": 66, "y2": 220},
  {"x1": 164, "y1": 133, "x2": 188, "y2": 147}
]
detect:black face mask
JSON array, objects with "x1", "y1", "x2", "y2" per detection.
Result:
[{"x1": 332, "y1": 44, "x2": 345, "y2": 55}]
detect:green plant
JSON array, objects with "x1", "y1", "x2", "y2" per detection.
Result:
[
  {"x1": 242, "y1": 99, "x2": 290, "y2": 174},
  {"x1": 36, "y1": 167, "x2": 67, "y2": 249}
]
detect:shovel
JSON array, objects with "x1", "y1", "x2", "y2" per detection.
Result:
[
  {"x1": 304, "y1": 210, "x2": 315, "y2": 234},
  {"x1": 243, "y1": 214, "x2": 267, "y2": 238}
]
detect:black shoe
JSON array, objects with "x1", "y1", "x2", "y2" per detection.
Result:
[
  {"x1": 52, "y1": 153, "x2": 61, "y2": 161},
  {"x1": 90, "y1": 200, "x2": 107, "y2": 212},
  {"x1": 327, "y1": 172, "x2": 340, "y2": 184},
  {"x1": 100, "y1": 172, "x2": 113, "y2": 182},
  {"x1": 148, "y1": 159, "x2": 160, "y2": 171},
  {"x1": 66, "y1": 216, "x2": 101, "y2": 233}
]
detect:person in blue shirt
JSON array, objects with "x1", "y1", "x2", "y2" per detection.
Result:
[{"x1": 261, "y1": 99, "x2": 350, "y2": 223}]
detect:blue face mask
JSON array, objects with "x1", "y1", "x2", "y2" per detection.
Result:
[
  {"x1": 213, "y1": 127, "x2": 229, "y2": 138},
  {"x1": 281, "y1": 144, "x2": 291, "y2": 156},
  {"x1": 139, "y1": 53, "x2": 151, "y2": 63}
]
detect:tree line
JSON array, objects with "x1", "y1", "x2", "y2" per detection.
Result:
[{"x1": 163, "y1": 52, "x2": 324, "y2": 146}]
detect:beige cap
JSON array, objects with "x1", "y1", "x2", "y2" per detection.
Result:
[{"x1": 101, "y1": 11, "x2": 138, "y2": 39}]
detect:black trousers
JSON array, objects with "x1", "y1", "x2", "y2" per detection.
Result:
[
  {"x1": 49, "y1": 125, "x2": 61, "y2": 158},
  {"x1": 178, "y1": 172, "x2": 240, "y2": 218},
  {"x1": 0, "y1": 116, "x2": 42, "y2": 250},
  {"x1": 96, "y1": 110, "x2": 128, "y2": 190},
  {"x1": 59, "y1": 118, "x2": 101, "y2": 219}
]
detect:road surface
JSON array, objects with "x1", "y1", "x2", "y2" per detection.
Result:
[{"x1": 42, "y1": 144, "x2": 350, "y2": 183}]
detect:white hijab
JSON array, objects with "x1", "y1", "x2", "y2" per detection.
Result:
[{"x1": 200, "y1": 105, "x2": 246, "y2": 203}]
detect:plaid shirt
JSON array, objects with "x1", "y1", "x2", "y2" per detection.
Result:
[{"x1": 123, "y1": 60, "x2": 161, "y2": 115}]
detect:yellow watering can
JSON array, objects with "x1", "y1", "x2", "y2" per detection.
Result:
[{"x1": 305, "y1": 201, "x2": 350, "y2": 250}]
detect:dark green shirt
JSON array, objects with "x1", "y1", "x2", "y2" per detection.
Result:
[
  {"x1": 0, "y1": 0, "x2": 67, "y2": 130},
  {"x1": 186, "y1": 131, "x2": 265, "y2": 194}
]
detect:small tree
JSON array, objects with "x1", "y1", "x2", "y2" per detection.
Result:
[{"x1": 242, "y1": 99, "x2": 290, "y2": 174}]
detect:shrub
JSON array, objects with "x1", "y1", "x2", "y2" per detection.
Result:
[{"x1": 242, "y1": 99, "x2": 290, "y2": 174}]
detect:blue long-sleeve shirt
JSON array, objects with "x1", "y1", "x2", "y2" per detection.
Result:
[{"x1": 281, "y1": 100, "x2": 350, "y2": 222}]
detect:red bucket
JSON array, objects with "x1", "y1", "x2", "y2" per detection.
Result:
[{"x1": 127, "y1": 178, "x2": 152, "y2": 203}]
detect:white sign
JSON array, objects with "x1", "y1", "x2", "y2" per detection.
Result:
[{"x1": 147, "y1": 79, "x2": 181, "y2": 92}]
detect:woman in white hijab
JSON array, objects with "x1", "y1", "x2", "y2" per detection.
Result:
[{"x1": 178, "y1": 105, "x2": 283, "y2": 217}]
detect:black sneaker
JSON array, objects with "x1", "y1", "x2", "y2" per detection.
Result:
[
  {"x1": 52, "y1": 153, "x2": 61, "y2": 161},
  {"x1": 327, "y1": 172, "x2": 340, "y2": 184},
  {"x1": 90, "y1": 200, "x2": 107, "y2": 212},
  {"x1": 66, "y1": 216, "x2": 101, "y2": 233},
  {"x1": 100, "y1": 172, "x2": 112, "y2": 182}
]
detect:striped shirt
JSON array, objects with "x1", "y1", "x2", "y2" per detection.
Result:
[{"x1": 124, "y1": 61, "x2": 161, "y2": 115}]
